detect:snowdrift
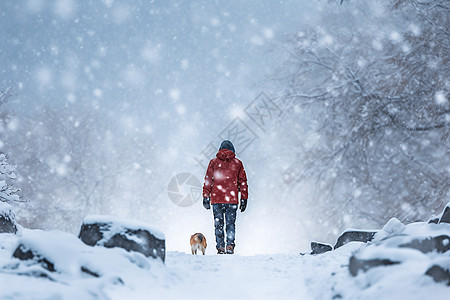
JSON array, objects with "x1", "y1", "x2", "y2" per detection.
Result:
[
  {"x1": 0, "y1": 215, "x2": 166, "y2": 299},
  {"x1": 306, "y1": 202, "x2": 450, "y2": 299}
]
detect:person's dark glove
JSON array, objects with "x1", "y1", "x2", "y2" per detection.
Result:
[
  {"x1": 239, "y1": 198, "x2": 247, "y2": 212},
  {"x1": 203, "y1": 197, "x2": 211, "y2": 210}
]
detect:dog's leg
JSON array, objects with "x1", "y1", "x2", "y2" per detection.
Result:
[{"x1": 201, "y1": 247, "x2": 205, "y2": 255}]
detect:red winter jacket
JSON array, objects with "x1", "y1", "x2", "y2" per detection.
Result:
[{"x1": 202, "y1": 149, "x2": 248, "y2": 204}]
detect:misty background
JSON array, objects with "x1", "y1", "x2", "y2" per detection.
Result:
[{"x1": 1, "y1": 0, "x2": 448, "y2": 254}]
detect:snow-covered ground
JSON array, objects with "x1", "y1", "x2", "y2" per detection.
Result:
[
  {"x1": 0, "y1": 228, "x2": 336, "y2": 300},
  {"x1": 1, "y1": 222, "x2": 449, "y2": 300},
  {"x1": 110, "y1": 251, "x2": 310, "y2": 300}
]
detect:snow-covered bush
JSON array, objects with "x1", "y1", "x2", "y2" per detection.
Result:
[
  {"x1": 0, "y1": 154, "x2": 21, "y2": 234},
  {"x1": 0, "y1": 88, "x2": 22, "y2": 234},
  {"x1": 0, "y1": 154, "x2": 20, "y2": 205}
]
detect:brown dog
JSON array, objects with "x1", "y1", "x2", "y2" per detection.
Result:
[{"x1": 190, "y1": 233, "x2": 207, "y2": 255}]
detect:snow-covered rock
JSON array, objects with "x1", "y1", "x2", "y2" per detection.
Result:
[
  {"x1": 11, "y1": 229, "x2": 153, "y2": 276},
  {"x1": 400, "y1": 235, "x2": 450, "y2": 254},
  {"x1": 425, "y1": 262, "x2": 450, "y2": 286},
  {"x1": 0, "y1": 201, "x2": 17, "y2": 234},
  {"x1": 78, "y1": 215, "x2": 166, "y2": 262},
  {"x1": 349, "y1": 221, "x2": 450, "y2": 288},
  {"x1": 1, "y1": 229, "x2": 166, "y2": 299},
  {"x1": 373, "y1": 217, "x2": 406, "y2": 242},
  {"x1": 334, "y1": 229, "x2": 378, "y2": 249},
  {"x1": 381, "y1": 217, "x2": 406, "y2": 235},
  {"x1": 428, "y1": 216, "x2": 440, "y2": 224},
  {"x1": 439, "y1": 202, "x2": 450, "y2": 224},
  {"x1": 428, "y1": 202, "x2": 450, "y2": 225},
  {"x1": 349, "y1": 255, "x2": 400, "y2": 276},
  {"x1": 310, "y1": 241, "x2": 332, "y2": 255}
]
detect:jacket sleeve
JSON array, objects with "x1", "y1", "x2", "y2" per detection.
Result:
[
  {"x1": 237, "y1": 161, "x2": 248, "y2": 199},
  {"x1": 202, "y1": 159, "x2": 214, "y2": 198}
]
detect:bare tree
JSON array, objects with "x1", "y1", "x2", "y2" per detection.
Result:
[
  {"x1": 275, "y1": 0, "x2": 449, "y2": 232},
  {"x1": 9, "y1": 106, "x2": 118, "y2": 231},
  {"x1": 6, "y1": 103, "x2": 161, "y2": 232},
  {"x1": 0, "y1": 154, "x2": 21, "y2": 204},
  {"x1": 0, "y1": 88, "x2": 15, "y2": 131}
]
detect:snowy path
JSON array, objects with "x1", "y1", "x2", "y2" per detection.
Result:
[
  {"x1": 166, "y1": 252, "x2": 311, "y2": 299},
  {"x1": 109, "y1": 252, "x2": 311, "y2": 299},
  {"x1": 106, "y1": 247, "x2": 360, "y2": 300}
]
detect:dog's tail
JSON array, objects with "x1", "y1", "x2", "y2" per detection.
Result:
[{"x1": 197, "y1": 233, "x2": 203, "y2": 243}]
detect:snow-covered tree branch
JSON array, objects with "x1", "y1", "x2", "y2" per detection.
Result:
[
  {"x1": 276, "y1": 0, "x2": 449, "y2": 230},
  {"x1": 0, "y1": 154, "x2": 21, "y2": 204},
  {"x1": 0, "y1": 89, "x2": 21, "y2": 206}
]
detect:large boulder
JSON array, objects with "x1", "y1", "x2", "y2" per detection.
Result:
[
  {"x1": 310, "y1": 242, "x2": 332, "y2": 255},
  {"x1": 0, "y1": 202, "x2": 17, "y2": 234},
  {"x1": 79, "y1": 215, "x2": 165, "y2": 262},
  {"x1": 334, "y1": 230, "x2": 377, "y2": 249}
]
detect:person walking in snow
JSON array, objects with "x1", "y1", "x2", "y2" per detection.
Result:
[{"x1": 202, "y1": 140, "x2": 248, "y2": 254}]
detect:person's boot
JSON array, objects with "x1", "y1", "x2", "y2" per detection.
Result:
[
  {"x1": 226, "y1": 245, "x2": 234, "y2": 254},
  {"x1": 217, "y1": 247, "x2": 225, "y2": 254}
]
